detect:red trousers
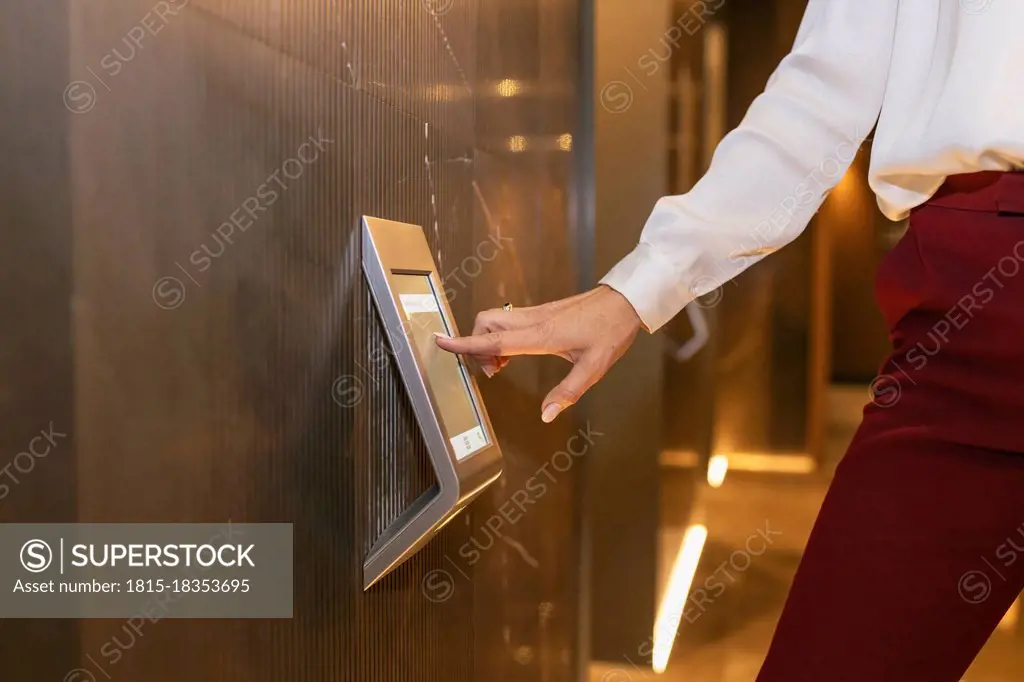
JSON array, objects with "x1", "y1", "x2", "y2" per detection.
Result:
[{"x1": 758, "y1": 172, "x2": 1024, "y2": 681}]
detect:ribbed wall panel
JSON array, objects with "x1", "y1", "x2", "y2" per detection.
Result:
[
  {"x1": 0, "y1": 0, "x2": 581, "y2": 679},
  {"x1": 0, "y1": 0, "x2": 80, "y2": 678}
]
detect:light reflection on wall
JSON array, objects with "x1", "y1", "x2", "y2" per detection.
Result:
[
  {"x1": 496, "y1": 78, "x2": 522, "y2": 97},
  {"x1": 828, "y1": 164, "x2": 868, "y2": 212},
  {"x1": 706, "y1": 454, "x2": 728, "y2": 487},
  {"x1": 502, "y1": 134, "x2": 574, "y2": 153},
  {"x1": 826, "y1": 146, "x2": 894, "y2": 381},
  {"x1": 507, "y1": 135, "x2": 528, "y2": 152},
  {"x1": 426, "y1": 83, "x2": 470, "y2": 102},
  {"x1": 652, "y1": 524, "x2": 709, "y2": 674}
]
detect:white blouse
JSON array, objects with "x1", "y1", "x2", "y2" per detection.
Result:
[{"x1": 601, "y1": 0, "x2": 1024, "y2": 332}]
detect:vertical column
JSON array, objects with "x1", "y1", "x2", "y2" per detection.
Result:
[
  {"x1": 709, "y1": 0, "x2": 820, "y2": 462},
  {"x1": 582, "y1": 0, "x2": 671, "y2": 665}
]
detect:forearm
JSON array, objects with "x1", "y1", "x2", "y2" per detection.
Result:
[{"x1": 601, "y1": 0, "x2": 898, "y2": 332}]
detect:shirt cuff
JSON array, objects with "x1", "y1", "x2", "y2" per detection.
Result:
[{"x1": 599, "y1": 242, "x2": 695, "y2": 333}]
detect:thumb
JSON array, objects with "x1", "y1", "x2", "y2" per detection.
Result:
[{"x1": 541, "y1": 354, "x2": 603, "y2": 423}]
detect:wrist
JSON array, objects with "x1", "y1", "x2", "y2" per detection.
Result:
[{"x1": 598, "y1": 284, "x2": 647, "y2": 334}]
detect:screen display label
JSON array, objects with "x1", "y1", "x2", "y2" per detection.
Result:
[{"x1": 450, "y1": 426, "x2": 487, "y2": 459}]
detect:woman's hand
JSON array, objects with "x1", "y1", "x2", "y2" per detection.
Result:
[{"x1": 434, "y1": 285, "x2": 643, "y2": 423}]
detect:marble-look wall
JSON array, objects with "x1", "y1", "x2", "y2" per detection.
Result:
[{"x1": 2, "y1": 0, "x2": 583, "y2": 679}]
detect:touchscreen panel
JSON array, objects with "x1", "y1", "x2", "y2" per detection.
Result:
[{"x1": 392, "y1": 273, "x2": 489, "y2": 460}]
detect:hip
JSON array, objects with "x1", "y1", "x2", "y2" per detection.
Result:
[{"x1": 869, "y1": 171, "x2": 1024, "y2": 452}]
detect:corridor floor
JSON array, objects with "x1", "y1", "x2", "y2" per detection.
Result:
[{"x1": 591, "y1": 385, "x2": 1024, "y2": 682}]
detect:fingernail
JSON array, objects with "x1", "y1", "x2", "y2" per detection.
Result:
[
  {"x1": 433, "y1": 332, "x2": 449, "y2": 339},
  {"x1": 541, "y1": 404, "x2": 561, "y2": 423},
  {"x1": 483, "y1": 367, "x2": 495, "y2": 378}
]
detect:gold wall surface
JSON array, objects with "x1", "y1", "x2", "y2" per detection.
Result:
[{"x1": 703, "y1": 0, "x2": 820, "y2": 459}]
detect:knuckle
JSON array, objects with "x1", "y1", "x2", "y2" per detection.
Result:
[
  {"x1": 475, "y1": 309, "x2": 501, "y2": 332},
  {"x1": 558, "y1": 385, "x2": 583, "y2": 405}
]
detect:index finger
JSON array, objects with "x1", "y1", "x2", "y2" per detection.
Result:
[{"x1": 435, "y1": 326, "x2": 551, "y2": 357}]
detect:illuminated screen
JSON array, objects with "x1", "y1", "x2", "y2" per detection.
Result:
[{"x1": 393, "y1": 273, "x2": 488, "y2": 460}]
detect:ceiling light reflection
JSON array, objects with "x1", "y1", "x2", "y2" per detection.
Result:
[
  {"x1": 707, "y1": 454, "x2": 728, "y2": 488},
  {"x1": 652, "y1": 523, "x2": 708, "y2": 673},
  {"x1": 507, "y1": 135, "x2": 527, "y2": 153},
  {"x1": 496, "y1": 79, "x2": 522, "y2": 97}
]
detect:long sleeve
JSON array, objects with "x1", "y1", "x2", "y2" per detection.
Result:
[{"x1": 600, "y1": 0, "x2": 898, "y2": 332}]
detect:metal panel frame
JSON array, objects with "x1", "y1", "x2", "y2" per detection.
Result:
[{"x1": 361, "y1": 215, "x2": 503, "y2": 590}]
